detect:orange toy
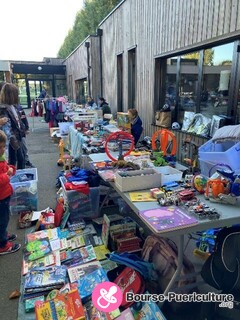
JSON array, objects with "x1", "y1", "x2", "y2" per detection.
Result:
[
  {"x1": 205, "y1": 179, "x2": 229, "y2": 198},
  {"x1": 151, "y1": 129, "x2": 177, "y2": 156}
]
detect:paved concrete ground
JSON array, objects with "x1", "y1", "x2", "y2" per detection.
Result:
[{"x1": 0, "y1": 115, "x2": 60, "y2": 320}]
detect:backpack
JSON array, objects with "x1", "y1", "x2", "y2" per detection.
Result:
[
  {"x1": 113, "y1": 267, "x2": 145, "y2": 308},
  {"x1": 142, "y1": 235, "x2": 196, "y2": 294}
]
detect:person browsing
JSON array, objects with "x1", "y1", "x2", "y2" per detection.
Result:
[
  {"x1": 98, "y1": 97, "x2": 112, "y2": 121},
  {"x1": 128, "y1": 108, "x2": 143, "y2": 146}
]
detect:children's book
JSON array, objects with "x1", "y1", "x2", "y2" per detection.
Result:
[
  {"x1": 102, "y1": 214, "x2": 124, "y2": 247},
  {"x1": 94, "y1": 245, "x2": 110, "y2": 261},
  {"x1": 60, "y1": 249, "x2": 73, "y2": 264},
  {"x1": 67, "y1": 260, "x2": 101, "y2": 283},
  {"x1": 35, "y1": 289, "x2": 85, "y2": 320},
  {"x1": 71, "y1": 234, "x2": 85, "y2": 249},
  {"x1": 26, "y1": 228, "x2": 60, "y2": 243},
  {"x1": 129, "y1": 192, "x2": 156, "y2": 202},
  {"x1": 84, "y1": 234, "x2": 103, "y2": 246},
  {"x1": 60, "y1": 206, "x2": 71, "y2": 229},
  {"x1": 65, "y1": 245, "x2": 97, "y2": 267},
  {"x1": 116, "y1": 308, "x2": 134, "y2": 320},
  {"x1": 80, "y1": 223, "x2": 97, "y2": 235},
  {"x1": 100, "y1": 259, "x2": 118, "y2": 273},
  {"x1": 77, "y1": 267, "x2": 108, "y2": 301},
  {"x1": 22, "y1": 253, "x2": 56, "y2": 275},
  {"x1": 67, "y1": 219, "x2": 86, "y2": 231},
  {"x1": 50, "y1": 238, "x2": 61, "y2": 251},
  {"x1": 24, "y1": 238, "x2": 52, "y2": 262},
  {"x1": 25, "y1": 295, "x2": 45, "y2": 313},
  {"x1": 85, "y1": 301, "x2": 120, "y2": 319},
  {"x1": 139, "y1": 206, "x2": 198, "y2": 233},
  {"x1": 24, "y1": 266, "x2": 67, "y2": 293},
  {"x1": 131, "y1": 299, "x2": 167, "y2": 319}
]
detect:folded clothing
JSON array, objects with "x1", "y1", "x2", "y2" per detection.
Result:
[{"x1": 64, "y1": 181, "x2": 90, "y2": 195}]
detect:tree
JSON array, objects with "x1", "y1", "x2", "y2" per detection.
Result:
[
  {"x1": 58, "y1": 0, "x2": 121, "y2": 58},
  {"x1": 183, "y1": 49, "x2": 214, "y2": 66}
]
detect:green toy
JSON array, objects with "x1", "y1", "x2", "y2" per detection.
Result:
[{"x1": 152, "y1": 151, "x2": 168, "y2": 167}]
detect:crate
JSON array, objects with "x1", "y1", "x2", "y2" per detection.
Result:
[
  {"x1": 114, "y1": 168, "x2": 161, "y2": 192},
  {"x1": 60, "y1": 176, "x2": 100, "y2": 220},
  {"x1": 155, "y1": 166, "x2": 183, "y2": 185},
  {"x1": 199, "y1": 139, "x2": 240, "y2": 171},
  {"x1": 10, "y1": 168, "x2": 38, "y2": 214}
]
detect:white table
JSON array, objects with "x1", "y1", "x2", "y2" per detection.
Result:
[
  {"x1": 108, "y1": 181, "x2": 240, "y2": 297},
  {"x1": 89, "y1": 152, "x2": 240, "y2": 296}
]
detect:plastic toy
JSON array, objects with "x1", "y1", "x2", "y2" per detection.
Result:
[
  {"x1": 104, "y1": 131, "x2": 134, "y2": 161},
  {"x1": 193, "y1": 175, "x2": 207, "y2": 194},
  {"x1": 204, "y1": 178, "x2": 229, "y2": 199},
  {"x1": 151, "y1": 129, "x2": 177, "y2": 156}
]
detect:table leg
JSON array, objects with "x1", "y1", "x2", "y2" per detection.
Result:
[{"x1": 162, "y1": 234, "x2": 184, "y2": 299}]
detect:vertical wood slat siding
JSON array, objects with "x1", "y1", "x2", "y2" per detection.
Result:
[
  {"x1": 238, "y1": 0, "x2": 240, "y2": 29},
  {"x1": 230, "y1": 0, "x2": 239, "y2": 32},
  {"x1": 192, "y1": 0, "x2": 199, "y2": 44},
  {"x1": 218, "y1": 0, "x2": 226, "y2": 36},
  {"x1": 65, "y1": 0, "x2": 240, "y2": 140},
  {"x1": 177, "y1": 0, "x2": 184, "y2": 47},
  {"x1": 212, "y1": 0, "x2": 220, "y2": 38},
  {"x1": 183, "y1": 0, "x2": 191, "y2": 47},
  {"x1": 197, "y1": 0, "x2": 204, "y2": 43},
  {"x1": 207, "y1": 0, "x2": 214, "y2": 39},
  {"x1": 224, "y1": 0, "x2": 232, "y2": 34}
]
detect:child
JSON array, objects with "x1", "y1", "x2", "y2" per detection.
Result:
[{"x1": 0, "y1": 130, "x2": 21, "y2": 254}]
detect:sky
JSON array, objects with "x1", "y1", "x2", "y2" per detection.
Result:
[{"x1": 0, "y1": 0, "x2": 84, "y2": 61}]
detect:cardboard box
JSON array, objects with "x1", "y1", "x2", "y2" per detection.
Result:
[{"x1": 114, "y1": 168, "x2": 161, "y2": 192}]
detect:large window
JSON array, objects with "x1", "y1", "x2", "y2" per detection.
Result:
[
  {"x1": 179, "y1": 52, "x2": 200, "y2": 122},
  {"x1": 200, "y1": 43, "x2": 234, "y2": 118},
  {"x1": 75, "y1": 79, "x2": 88, "y2": 104},
  {"x1": 156, "y1": 40, "x2": 237, "y2": 125}
]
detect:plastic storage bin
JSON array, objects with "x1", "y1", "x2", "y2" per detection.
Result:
[
  {"x1": 155, "y1": 166, "x2": 183, "y2": 185},
  {"x1": 114, "y1": 169, "x2": 161, "y2": 192},
  {"x1": 199, "y1": 159, "x2": 236, "y2": 177},
  {"x1": 60, "y1": 176, "x2": 100, "y2": 220},
  {"x1": 199, "y1": 139, "x2": 240, "y2": 171},
  {"x1": 10, "y1": 168, "x2": 38, "y2": 214}
]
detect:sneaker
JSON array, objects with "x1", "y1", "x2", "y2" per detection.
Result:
[
  {"x1": 7, "y1": 233, "x2": 17, "y2": 242},
  {"x1": 0, "y1": 242, "x2": 21, "y2": 255},
  {"x1": 25, "y1": 161, "x2": 34, "y2": 167}
]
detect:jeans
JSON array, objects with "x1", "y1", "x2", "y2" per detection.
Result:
[
  {"x1": 8, "y1": 142, "x2": 25, "y2": 169},
  {"x1": 0, "y1": 196, "x2": 10, "y2": 248},
  {"x1": 21, "y1": 137, "x2": 29, "y2": 162}
]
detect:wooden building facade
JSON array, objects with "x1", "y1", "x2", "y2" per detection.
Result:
[
  {"x1": 65, "y1": 0, "x2": 240, "y2": 160},
  {"x1": 64, "y1": 35, "x2": 101, "y2": 103}
]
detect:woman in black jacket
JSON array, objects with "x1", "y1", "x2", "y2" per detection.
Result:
[{"x1": 0, "y1": 83, "x2": 25, "y2": 169}]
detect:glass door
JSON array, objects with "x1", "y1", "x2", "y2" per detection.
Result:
[{"x1": 28, "y1": 80, "x2": 41, "y2": 100}]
